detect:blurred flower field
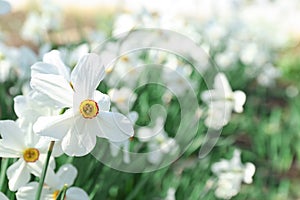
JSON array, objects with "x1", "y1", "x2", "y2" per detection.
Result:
[{"x1": 1, "y1": 0, "x2": 300, "y2": 199}]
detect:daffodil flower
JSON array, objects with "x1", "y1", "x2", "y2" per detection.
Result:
[
  {"x1": 14, "y1": 91, "x2": 63, "y2": 157},
  {"x1": 0, "y1": 120, "x2": 58, "y2": 191},
  {"x1": 211, "y1": 149, "x2": 255, "y2": 199},
  {"x1": 31, "y1": 52, "x2": 134, "y2": 156},
  {"x1": 137, "y1": 118, "x2": 179, "y2": 164},
  {"x1": 16, "y1": 164, "x2": 89, "y2": 200},
  {"x1": 108, "y1": 87, "x2": 137, "y2": 113},
  {"x1": 201, "y1": 73, "x2": 246, "y2": 129}
]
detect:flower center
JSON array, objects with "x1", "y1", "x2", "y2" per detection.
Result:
[
  {"x1": 79, "y1": 99, "x2": 99, "y2": 119},
  {"x1": 23, "y1": 148, "x2": 39, "y2": 163}
]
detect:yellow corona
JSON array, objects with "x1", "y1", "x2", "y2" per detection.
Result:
[
  {"x1": 79, "y1": 99, "x2": 99, "y2": 119},
  {"x1": 23, "y1": 148, "x2": 39, "y2": 163}
]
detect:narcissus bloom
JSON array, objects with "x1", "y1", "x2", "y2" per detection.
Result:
[
  {"x1": 211, "y1": 149, "x2": 255, "y2": 199},
  {"x1": 137, "y1": 118, "x2": 179, "y2": 164},
  {"x1": 201, "y1": 73, "x2": 246, "y2": 129},
  {"x1": 0, "y1": 120, "x2": 57, "y2": 191},
  {"x1": 16, "y1": 164, "x2": 89, "y2": 200},
  {"x1": 31, "y1": 52, "x2": 134, "y2": 156}
]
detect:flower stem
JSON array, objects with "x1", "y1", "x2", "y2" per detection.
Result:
[
  {"x1": 0, "y1": 158, "x2": 10, "y2": 192},
  {"x1": 35, "y1": 141, "x2": 55, "y2": 200}
]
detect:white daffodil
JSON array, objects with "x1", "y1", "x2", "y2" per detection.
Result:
[
  {"x1": 108, "y1": 87, "x2": 137, "y2": 113},
  {"x1": 0, "y1": 120, "x2": 58, "y2": 191},
  {"x1": 14, "y1": 91, "x2": 63, "y2": 157},
  {"x1": 16, "y1": 164, "x2": 89, "y2": 200},
  {"x1": 0, "y1": 44, "x2": 37, "y2": 83},
  {"x1": 137, "y1": 118, "x2": 179, "y2": 164},
  {"x1": 162, "y1": 54, "x2": 195, "y2": 96},
  {"x1": 201, "y1": 73, "x2": 246, "y2": 130},
  {"x1": 0, "y1": 192, "x2": 9, "y2": 200},
  {"x1": 211, "y1": 149, "x2": 256, "y2": 199},
  {"x1": 106, "y1": 54, "x2": 142, "y2": 88},
  {"x1": 21, "y1": 0, "x2": 62, "y2": 44},
  {"x1": 31, "y1": 52, "x2": 134, "y2": 156}
]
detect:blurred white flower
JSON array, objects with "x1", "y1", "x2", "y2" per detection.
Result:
[
  {"x1": 212, "y1": 149, "x2": 255, "y2": 199},
  {"x1": 0, "y1": 120, "x2": 58, "y2": 191},
  {"x1": 21, "y1": 0, "x2": 62, "y2": 44},
  {"x1": 58, "y1": 44, "x2": 90, "y2": 67},
  {"x1": 201, "y1": 73, "x2": 246, "y2": 129},
  {"x1": 137, "y1": 118, "x2": 179, "y2": 164},
  {"x1": 162, "y1": 55, "x2": 194, "y2": 96},
  {"x1": 16, "y1": 164, "x2": 89, "y2": 200},
  {"x1": 0, "y1": 44, "x2": 37, "y2": 82},
  {"x1": 31, "y1": 52, "x2": 134, "y2": 156},
  {"x1": 108, "y1": 87, "x2": 137, "y2": 113},
  {"x1": 106, "y1": 54, "x2": 142, "y2": 88},
  {"x1": 257, "y1": 64, "x2": 281, "y2": 87}
]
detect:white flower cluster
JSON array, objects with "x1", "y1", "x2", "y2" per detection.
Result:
[{"x1": 0, "y1": 49, "x2": 135, "y2": 199}]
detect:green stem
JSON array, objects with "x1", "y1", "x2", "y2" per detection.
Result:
[
  {"x1": 35, "y1": 141, "x2": 55, "y2": 200},
  {"x1": 0, "y1": 158, "x2": 10, "y2": 192}
]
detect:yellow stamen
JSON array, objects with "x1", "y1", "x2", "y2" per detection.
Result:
[
  {"x1": 69, "y1": 82, "x2": 75, "y2": 91},
  {"x1": 79, "y1": 99, "x2": 99, "y2": 119},
  {"x1": 120, "y1": 55, "x2": 129, "y2": 63},
  {"x1": 23, "y1": 148, "x2": 39, "y2": 163},
  {"x1": 105, "y1": 67, "x2": 113, "y2": 74}
]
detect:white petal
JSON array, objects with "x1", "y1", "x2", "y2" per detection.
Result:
[
  {"x1": 127, "y1": 111, "x2": 138, "y2": 124},
  {"x1": 16, "y1": 182, "x2": 38, "y2": 200},
  {"x1": 136, "y1": 127, "x2": 155, "y2": 142},
  {"x1": 66, "y1": 187, "x2": 89, "y2": 200},
  {"x1": 96, "y1": 112, "x2": 134, "y2": 142},
  {"x1": 148, "y1": 150, "x2": 163, "y2": 165},
  {"x1": 201, "y1": 90, "x2": 224, "y2": 102},
  {"x1": 205, "y1": 101, "x2": 233, "y2": 129},
  {"x1": 30, "y1": 74, "x2": 73, "y2": 108},
  {"x1": 56, "y1": 164, "x2": 78, "y2": 188},
  {"x1": 61, "y1": 118, "x2": 97, "y2": 156},
  {"x1": 243, "y1": 163, "x2": 256, "y2": 184},
  {"x1": 13, "y1": 95, "x2": 27, "y2": 118},
  {"x1": 0, "y1": 141, "x2": 21, "y2": 157},
  {"x1": 52, "y1": 141, "x2": 64, "y2": 157},
  {"x1": 0, "y1": 120, "x2": 26, "y2": 151},
  {"x1": 94, "y1": 90, "x2": 111, "y2": 112},
  {"x1": 33, "y1": 109, "x2": 75, "y2": 140},
  {"x1": 214, "y1": 73, "x2": 232, "y2": 97},
  {"x1": 42, "y1": 50, "x2": 70, "y2": 80},
  {"x1": 0, "y1": 192, "x2": 9, "y2": 200},
  {"x1": 6, "y1": 159, "x2": 30, "y2": 191},
  {"x1": 31, "y1": 62, "x2": 62, "y2": 78},
  {"x1": 27, "y1": 160, "x2": 60, "y2": 189},
  {"x1": 233, "y1": 90, "x2": 246, "y2": 113},
  {"x1": 71, "y1": 53, "x2": 105, "y2": 99}
]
